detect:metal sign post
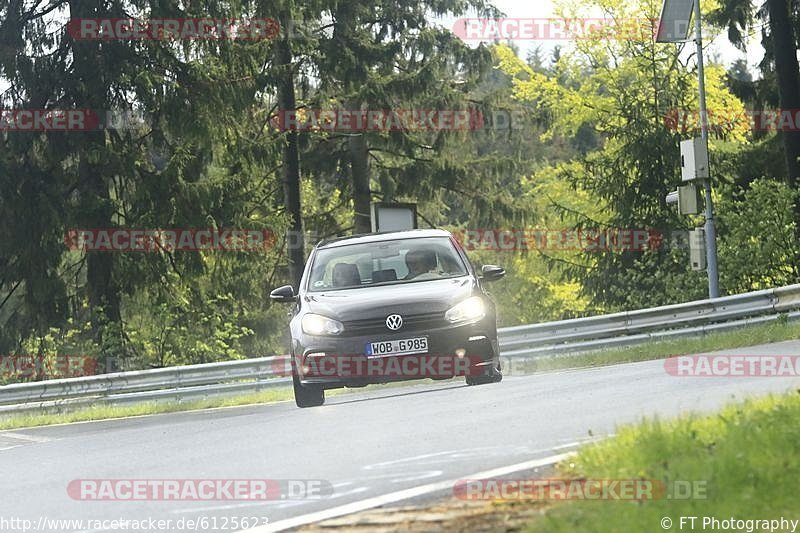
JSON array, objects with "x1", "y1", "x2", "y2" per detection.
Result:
[
  {"x1": 692, "y1": 0, "x2": 720, "y2": 298},
  {"x1": 657, "y1": 0, "x2": 720, "y2": 298}
]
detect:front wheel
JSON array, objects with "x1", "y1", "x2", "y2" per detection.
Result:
[
  {"x1": 293, "y1": 367, "x2": 325, "y2": 408},
  {"x1": 466, "y1": 360, "x2": 502, "y2": 386}
]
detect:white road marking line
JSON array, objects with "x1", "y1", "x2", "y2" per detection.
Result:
[
  {"x1": 389, "y1": 470, "x2": 442, "y2": 483},
  {"x1": 361, "y1": 445, "x2": 567, "y2": 471},
  {"x1": 169, "y1": 500, "x2": 310, "y2": 514},
  {"x1": 323, "y1": 486, "x2": 370, "y2": 500},
  {"x1": 0, "y1": 431, "x2": 52, "y2": 451},
  {"x1": 362, "y1": 450, "x2": 462, "y2": 470},
  {"x1": 235, "y1": 452, "x2": 573, "y2": 533},
  {"x1": 550, "y1": 442, "x2": 583, "y2": 451},
  {"x1": 551, "y1": 436, "x2": 607, "y2": 451},
  {"x1": 0, "y1": 431, "x2": 51, "y2": 443}
]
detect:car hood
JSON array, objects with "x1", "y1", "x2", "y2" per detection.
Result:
[{"x1": 302, "y1": 277, "x2": 476, "y2": 321}]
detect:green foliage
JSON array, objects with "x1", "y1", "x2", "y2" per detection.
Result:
[
  {"x1": 493, "y1": 0, "x2": 797, "y2": 310},
  {"x1": 4, "y1": 322, "x2": 102, "y2": 384},
  {"x1": 124, "y1": 291, "x2": 254, "y2": 369},
  {"x1": 1, "y1": 0, "x2": 798, "y2": 385},
  {"x1": 525, "y1": 392, "x2": 800, "y2": 532},
  {"x1": 0, "y1": 0, "x2": 303, "y2": 370},
  {"x1": 717, "y1": 178, "x2": 800, "y2": 292}
]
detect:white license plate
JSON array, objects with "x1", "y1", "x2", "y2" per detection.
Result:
[{"x1": 366, "y1": 337, "x2": 428, "y2": 357}]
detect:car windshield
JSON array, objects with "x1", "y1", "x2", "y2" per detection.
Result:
[{"x1": 308, "y1": 236, "x2": 468, "y2": 291}]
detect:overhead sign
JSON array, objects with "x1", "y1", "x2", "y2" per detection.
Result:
[
  {"x1": 370, "y1": 203, "x2": 418, "y2": 233},
  {"x1": 656, "y1": 0, "x2": 693, "y2": 42}
]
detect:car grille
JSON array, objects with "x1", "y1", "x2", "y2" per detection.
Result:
[{"x1": 341, "y1": 312, "x2": 447, "y2": 336}]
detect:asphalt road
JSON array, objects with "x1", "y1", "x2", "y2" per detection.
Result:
[{"x1": 1, "y1": 340, "x2": 799, "y2": 532}]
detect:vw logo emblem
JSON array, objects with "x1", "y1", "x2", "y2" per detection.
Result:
[{"x1": 385, "y1": 314, "x2": 403, "y2": 330}]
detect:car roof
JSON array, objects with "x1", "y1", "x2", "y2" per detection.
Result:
[{"x1": 316, "y1": 229, "x2": 453, "y2": 249}]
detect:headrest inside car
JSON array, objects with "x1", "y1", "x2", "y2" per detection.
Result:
[
  {"x1": 332, "y1": 263, "x2": 361, "y2": 287},
  {"x1": 371, "y1": 269, "x2": 398, "y2": 283}
]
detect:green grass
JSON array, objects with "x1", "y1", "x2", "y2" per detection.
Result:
[
  {"x1": 0, "y1": 387, "x2": 298, "y2": 431},
  {"x1": 522, "y1": 392, "x2": 800, "y2": 532},
  {"x1": 518, "y1": 317, "x2": 800, "y2": 373}
]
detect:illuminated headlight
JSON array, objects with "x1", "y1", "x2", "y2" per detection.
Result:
[
  {"x1": 445, "y1": 296, "x2": 486, "y2": 323},
  {"x1": 302, "y1": 313, "x2": 344, "y2": 336}
]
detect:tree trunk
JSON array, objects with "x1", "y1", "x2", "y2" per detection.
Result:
[
  {"x1": 766, "y1": 0, "x2": 800, "y2": 231},
  {"x1": 334, "y1": 3, "x2": 372, "y2": 235},
  {"x1": 275, "y1": 32, "x2": 305, "y2": 288},
  {"x1": 69, "y1": 0, "x2": 121, "y2": 332},
  {"x1": 349, "y1": 132, "x2": 372, "y2": 234}
]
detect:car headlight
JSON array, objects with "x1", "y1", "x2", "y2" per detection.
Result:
[
  {"x1": 302, "y1": 313, "x2": 344, "y2": 335},
  {"x1": 445, "y1": 296, "x2": 486, "y2": 323}
]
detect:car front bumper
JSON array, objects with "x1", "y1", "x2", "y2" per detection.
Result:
[{"x1": 293, "y1": 317, "x2": 498, "y2": 388}]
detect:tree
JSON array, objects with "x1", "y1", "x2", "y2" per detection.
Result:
[
  {"x1": 0, "y1": 0, "x2": 295, "y2": 366},
  {"x1": 710, "y1": 0, "x2": 800, "y2": 229},
  {"x1": 274, "y1": 12, "x2": 305, "y2": 288},
  {"x1": 304, "y1": 0, "x2": 517, "y2": 234},
  {"x1": 717, "y1": 178, "x2": 800, "y2": 291},
  {"x1": 495, "y1": 0, "x2": 748, "y2": 308},
  {"x1": 765, "y1": 0, "x2": 800, "y2": 192}
]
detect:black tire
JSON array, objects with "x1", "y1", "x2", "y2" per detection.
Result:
[
  {"x1": 293, "y1": 368, "x2": 325, "y2": 408},
  {"x1": 465, "y1": 359, "x2": 503, "y2": 386}
]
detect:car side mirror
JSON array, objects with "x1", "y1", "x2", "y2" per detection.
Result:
[
  {"x1": 481, "y1": 265, "x2": 506, "y2": 282},
  {"x1": 270, "y1": 285, "x2": 296, "y2": 302}
]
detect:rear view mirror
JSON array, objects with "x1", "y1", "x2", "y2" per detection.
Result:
[
  {"x1": 270, "y1": 285, "x2": 296, "y2": 302},
  {"x1": 481, "y1": 265, "x2": 506, "y2": 282},
  {"x1": 374, "y1": 246, "x2": 401, "y2": 258}
]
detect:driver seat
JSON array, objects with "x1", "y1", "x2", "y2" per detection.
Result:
[{"x1": 332, "y1": 263, "x2": 361, "y2": 287}]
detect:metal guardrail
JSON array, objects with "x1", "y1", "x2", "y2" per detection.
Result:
[
  {"x1": 0, "y1": 358, "x2": 287, "y2": 404},
  {"x1": 2, "y1": 284, "x2": 800, "y2": 416},
  {"x1": 498, "y1": 284, "x2": 800, "y2": 356}
]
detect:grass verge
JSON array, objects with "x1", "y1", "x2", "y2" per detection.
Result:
[
  {"x1": 521, "y1": 391, "x2": 800, "y2": 532},
  {"x1": 0, "y1": 387, "x2": 296, "y2": 431}
]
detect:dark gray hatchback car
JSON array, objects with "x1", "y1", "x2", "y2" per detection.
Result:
[{"x1": 270, "y1": 229, "x2": 505, "y2": 407}]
